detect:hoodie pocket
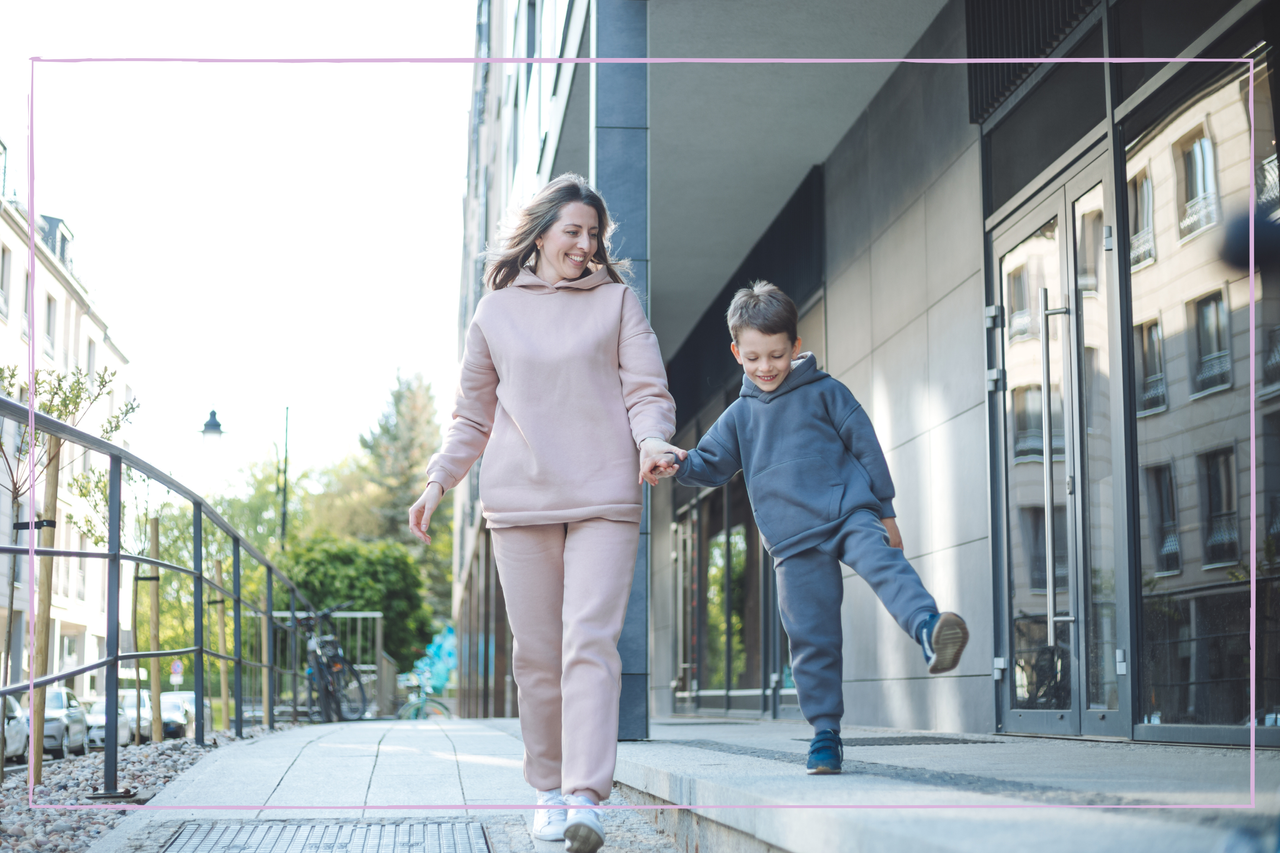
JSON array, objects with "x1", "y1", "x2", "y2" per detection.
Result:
[{"x1": 748, "y1": 455, "x2": 844, "y2": 545}]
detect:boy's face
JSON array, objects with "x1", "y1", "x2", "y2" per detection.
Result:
[{"x1": 731, "y1": 328, "x2": 802, "y2": 393}]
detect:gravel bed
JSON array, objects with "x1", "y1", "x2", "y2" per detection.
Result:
[{"x1": 0, "y1": 725, "x2": 297, "y2": 853}]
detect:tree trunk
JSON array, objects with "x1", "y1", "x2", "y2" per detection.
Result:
[
  {"x1": 0, "y1": 495, "x2": 20, "y2": 785},
  {"x1": 149, "y1": 518, "x2": 162, "y2": 742},
  {"x1": 213, "y1": 559, "x2": 229, "y2": 732},
  {"x1": 31, "y1": 435, "x2": 61, "y2": 787}
]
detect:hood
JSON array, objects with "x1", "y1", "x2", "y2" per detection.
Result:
[
  {"x1": 740, "y1": 352, "x2": 826, "y2": 402},
  {"x1": 509, "y1": 266, "x2": 615, "y2": 294}
]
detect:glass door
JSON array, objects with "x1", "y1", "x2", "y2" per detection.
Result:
[{"x1": 992, "y1": 153, "x2": 1130, "y2": 736}]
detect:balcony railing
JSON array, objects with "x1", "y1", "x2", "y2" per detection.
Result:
[
  {"x1": 1157, "y1": 523, "x2": 1181, "y2": 574},
  {"x1": 1204, "y1": 511, "x2": 1240, "y2": 565},
  {"x1": 1194, "y1": 351, "x2": 1231, "y2": 393},
  {"x1": 1130, "y1": 226, "x2": 1155, "y2": 268},
  {"x1": 1140, "y1": 373, "x2": 1167, "y2": 412},
  {"x1": 1010, "y1": 309, "x2": 1032, "y2": 337},
  {"x1": 1265, "y1": 328, "x2": 1280, "y2": 388},
  {"x1": 1013, "y1": 427, "x2": 1065, "y2": 459},
  {"x1": 1258, "y1": 154, "x2": 1279, "y2": 214},
  {"x1": 0, "y1": 395, "x2": 319, "y2": 798},
  {"x1": 1180, "y1": 192, "x2": 1219, "y2": 237}
]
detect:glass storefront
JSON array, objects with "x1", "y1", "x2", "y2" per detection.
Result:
[{"x1": 1126, "y1": 57, "x2": 1278, "y2": 732}]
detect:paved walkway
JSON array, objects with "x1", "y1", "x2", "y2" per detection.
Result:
[{"x1": 84, "y1": 717, "x2": 1280, "y2": 853}]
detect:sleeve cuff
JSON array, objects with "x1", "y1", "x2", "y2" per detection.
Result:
[{"x1": 879, "y1": 499, "x2": 896, "y2": 519}]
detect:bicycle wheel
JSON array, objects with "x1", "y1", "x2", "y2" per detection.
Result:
[{"x1": 328, "y1": 658, "x2": 367, "y2": 721}]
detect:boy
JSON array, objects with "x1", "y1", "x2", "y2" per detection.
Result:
[{"x1": 649, "y1": 281, "x2": 968, "y2": 775}]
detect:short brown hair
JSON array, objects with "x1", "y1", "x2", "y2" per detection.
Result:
[{"x1": 726, "y1": 281, "x2": 798, "y2": 343}]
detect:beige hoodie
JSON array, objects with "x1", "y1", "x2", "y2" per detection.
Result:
[{"x1": 426, "y1": 267, "x2": 676, "y2": 527}]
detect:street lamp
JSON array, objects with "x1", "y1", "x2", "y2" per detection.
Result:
[{"x1": 202, "y1": 411, "x2": 223, "y2": 441}]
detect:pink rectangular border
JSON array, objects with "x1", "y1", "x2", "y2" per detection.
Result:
[{"x1": 18, "y1": 53, "x2": 1258, "y2": 814}]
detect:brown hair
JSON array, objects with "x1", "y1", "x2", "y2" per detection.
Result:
[
  {"x1": 726, "y1": 281, "x2": 799, "y2": 343},
  {"x1": 485, "y1": 173, "x2": 630, "y2": 290}
]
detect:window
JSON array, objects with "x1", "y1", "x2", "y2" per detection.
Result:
[
  {"x1": 1191, "y1": 292, "x2": 1230, "y2": 394},
  {"x1": 1146, "y1": 465, "x2": 1180, "y2": 575},
  {"x1": 21, "y1": 273, "x2": 29, "y2": 337},
  {"x1": 0, "y1": 244, "x2": 9, "y2": 316},
  {"x1": 1178, "y1": 131, "x2": 1218, "y2": 238},
  {"x1": 1077, "y1": 208, "x2": 1104, "y2": 292},
  {"x1": 44, "y1": 295, "x2": 55, "y2": 352},
  {"x1": 1007, "y1": 264, "x2": 1031, "y2": 336},
  {"x1": 1021, "y1": 506, "x2": 1068, "y2": 592},
  {"x1": 1012, "y1": 385, "x2": 1064, "y2": 459},
  {"x1": 1128, "y1": 170, "x2": 1155, "y2": 267},
  {"x1": 1134, "y1": 319, "x2": 1166, "y2": 412},
  {"x1": 85, "y1": 338, "x2": 96, "y2": 389},
  {"x1": 1200, "y1": 448, "x2": 1238, "y2": 567},
  {"x1": 76, "y1": 533, "x2": 86, "y2": 600}
]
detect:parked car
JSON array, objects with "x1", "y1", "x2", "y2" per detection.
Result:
[
  {"x1": 156, "y1": 694, "x2": 189, "y2": 738},
  {"x1": 42, "y1": 687, "x2": 88, "y2": 759},
  {"x1": 3, "y1": 695, "x2": 28, "y2": 763},
  {"x1": 117, "y1": 691, "x2": 154, "y2": 742},
  {"x1": 85, "y1": 699, "x2": 132, "y2": 750},
  {"x1": 161, "y1": 691, "x2": 212, "y2": 732}
]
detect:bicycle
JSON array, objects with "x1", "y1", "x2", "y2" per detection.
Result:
[
  {"x1": 395, "y1": 672, "x2": 452, "y2": 719},
  {"x1": 289, "y1": 601, "x2": 368, "y2": 722}
]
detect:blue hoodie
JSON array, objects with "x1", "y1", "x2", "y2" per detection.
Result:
[{"x1": 675, "y1": 353, "x2": 896, "y2": 560}]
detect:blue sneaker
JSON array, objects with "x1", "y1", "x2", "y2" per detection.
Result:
[
  {"x1": 919, "y1": 612, "x2": 969, "y2": 674},
  {"x1": 806, "y1": 729, "x2": 843, "y2": 775}
]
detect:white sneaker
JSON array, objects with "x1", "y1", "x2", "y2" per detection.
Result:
[
  {"x1": 532, "y1": 788, "x2": 567, "y2": 842},
  {"x1": 563, "y1": 793, "x2": 605, "y2": 853}
]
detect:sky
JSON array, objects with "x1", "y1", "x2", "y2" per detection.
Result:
[{"x1": 0, "y1": 2, "x2": 475, "y2": 497}]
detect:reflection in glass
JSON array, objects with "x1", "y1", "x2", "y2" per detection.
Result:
[
  {"x1": 1130, "y1": 61, "x2": 1274, "y2": 727},
  {"x1": 701, "y1": 490, "x2": 727, "y2": 693},
  {"x1": 1002, "y1": 218, "x2": 1072, "y2": 711},
  {"x1": 1075, "y1": 182, "x2": 1118, "y2": 712}
]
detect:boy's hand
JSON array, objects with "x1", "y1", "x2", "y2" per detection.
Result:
[
  {"x1": 881, "y1": 517, "x2": 903, "y2": 551},
  {"x1": 639, "y1": 438, "x2": 687, "y2": 485}
]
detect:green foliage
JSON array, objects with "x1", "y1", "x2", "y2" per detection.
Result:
[{"x1": 281, "y1": 533, "x2": 430, "y2": 667}]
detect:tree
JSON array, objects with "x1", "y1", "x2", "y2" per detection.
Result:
[
  {"x1": 0, "y1": 365, "x2": 137, "y2": 785},
  {"x1": 358, "y1": 374, "x2": 452, "y2": 628},
  {"x1": 281, "y1": 533, "x2": 430, "y2": 668}
]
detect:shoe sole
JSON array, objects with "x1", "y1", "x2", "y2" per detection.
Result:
[
  {"x1": 531, "y1": 826, "x2": 565, "y2": 842},
  {"x1": 564, "y1": 822, "x2": 604, "y2": 853},
  {"x1": 806, "y1": 766, "x2": 843, "y2": 775},
  {"x1": 928, "y1": 612, "x2": 970, "y2": 674}
]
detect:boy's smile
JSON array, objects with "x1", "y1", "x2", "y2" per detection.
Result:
[{"x1": 731, "y1": 328, "x2": 803, "y2": 393}]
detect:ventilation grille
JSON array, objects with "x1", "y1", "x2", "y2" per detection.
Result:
[{"x1": 965, "y1": 0, "x2": 1102, "y2": 123}]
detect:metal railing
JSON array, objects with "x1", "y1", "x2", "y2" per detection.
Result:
[
  {"x1": 0, "y1": 395, "x2": 318, "y2": 797},
  {"x1": 1140, "y1": 373, "x2": 1167, "y2": 412},
  {"x1": 1204, "y1": 512, "x2": 1240, "y2": 565},
  {"x1": 1129, "y1": 226, "x2": 1155, "y2": 268},
  {"x1": 1194, "y1": 351, "x2": 1231, "y2": 393},
  {"x1": 1179, "y1": 191, "x2": 1219, "y2": 237}
]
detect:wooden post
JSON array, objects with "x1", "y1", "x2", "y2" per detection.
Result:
[
  {"x1": 213, "y1": 559, "x2": 229, "y2": 732},
  {"x1": 30, "y1": 435, "x2": 60, "y2": 786},
  {"x1": 148, "y1": 518, "x2": 162, "y2": 743}
]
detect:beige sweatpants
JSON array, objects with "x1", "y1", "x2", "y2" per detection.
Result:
[{"x1": 489, "y1": 518, "x2": 639, "y2": 803}]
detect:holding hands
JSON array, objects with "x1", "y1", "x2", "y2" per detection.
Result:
[{"x1": 639, "y1": 438, "x2": 687, "y2": 486}]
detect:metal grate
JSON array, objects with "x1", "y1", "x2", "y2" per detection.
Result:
[
  {"x1": 164, "y1": 822, "x2": 489, "y2": 853},
  {"x1": 965, "y1": 0, "x2": 1100, "y2": 123}
]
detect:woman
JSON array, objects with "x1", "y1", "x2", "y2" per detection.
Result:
[{"x1": 408, "y1": 173, "x2": 682, "y2": 853}]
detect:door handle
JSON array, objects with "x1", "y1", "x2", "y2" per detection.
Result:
[{"x1": 1040, "y1": 288, "x2": 1073, "y2": 630}]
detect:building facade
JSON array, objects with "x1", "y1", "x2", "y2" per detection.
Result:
[
  {"x1": 455, "y1": 0, "x2": 1277, "y2": 747},
  {"x1": 0, "y1": 167, "x2": 135, "y2": 708}
]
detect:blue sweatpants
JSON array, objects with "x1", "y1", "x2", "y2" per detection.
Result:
[{"x1": 774, "y1": 509, "x2": 939, "y2": 734}]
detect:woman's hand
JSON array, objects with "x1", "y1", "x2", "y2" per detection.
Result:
[
  {"x1": 881, "y1": 517, "x2": 904, "y2": 551},
  {"x1": 409, "y1": 482, "x2": 446, "y2": 544},
  {"x1": 639, "y1": 438, "x2": 687, "y2": 486}
]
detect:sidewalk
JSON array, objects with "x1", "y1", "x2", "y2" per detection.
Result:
[{"x1": 83, "y1": 716, "x2": 1279, "y2": 853}]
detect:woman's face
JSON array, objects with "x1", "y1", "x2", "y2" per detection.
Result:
[{"x1": 534, "y1": 201, "x2": 599, "y2": 284}]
